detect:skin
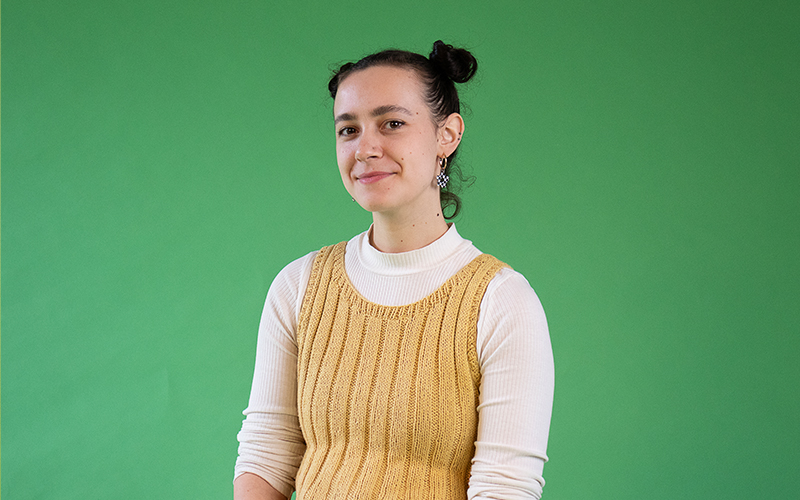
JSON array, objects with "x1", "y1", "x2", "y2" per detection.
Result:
[
  {"x1": 234, "y1": 64, "x2": 466, "y2": 500},
  {"x1": 334, "y1": 65, "x2": 465, "y2": 253},
  {"x1": 233, "y1": 473, "x2": 286, "y2": 500}
]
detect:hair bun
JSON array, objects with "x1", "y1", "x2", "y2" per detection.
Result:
[{"x1": 429, "y1": 40, "x2": 477, "y2": 84}]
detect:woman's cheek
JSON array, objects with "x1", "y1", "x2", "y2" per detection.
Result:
[{"x1": 336, "y1": 147, "x2": 351, "y2": 171}]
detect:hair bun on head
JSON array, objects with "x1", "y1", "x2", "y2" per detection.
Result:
[{"x1": 429, "y1": 40, "x2": 477, "y2": 84}]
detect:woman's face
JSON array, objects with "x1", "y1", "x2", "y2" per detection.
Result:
[{"x1": 333, "y1": 65, "x2": 444, "y2": 218}]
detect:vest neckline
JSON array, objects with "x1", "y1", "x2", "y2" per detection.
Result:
[{"x1": 334, "y1": 241, "x2": 493, "y2": 315}]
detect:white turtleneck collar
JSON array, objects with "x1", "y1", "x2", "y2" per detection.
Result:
[
  {"x1": 342, "y1": 223, "x2": 482, "y2": 304},
  {"x1": 351, "y1": 223, "x2": 473, "y2": 276}
]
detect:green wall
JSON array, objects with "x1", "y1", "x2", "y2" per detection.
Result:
[{"x1": 3, "y1": 0, "x2": 798, "y2": 498}]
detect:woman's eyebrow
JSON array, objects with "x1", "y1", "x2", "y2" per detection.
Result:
[
  {"x1": 334, "y1": 112, "x2": 356, "y2": 124},
  {"x1": 334, "y1": 105, "x2": 413, "y2": 124},
  {"x1": 371, "y1": 105, "x2": 413, "y2": 117}
]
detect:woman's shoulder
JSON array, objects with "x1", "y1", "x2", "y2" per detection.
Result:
[
  {"x1": 266, "y1": 249, "x2": 320, "y2": 302},
  {"x1": 277, "y1": 249, "x2": 319, "y2": 279},
  {"x1": 483, "y1": 264, "x2": 546, "y2": 315},
  {"x1": 476, "y1": 264, "x2": 549, "y2": 360},
  {"x1": 268, "y1": 233, "x2": 358, "y2": 299}
]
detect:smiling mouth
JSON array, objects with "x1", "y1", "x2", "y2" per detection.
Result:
[{"x1": 357, "y1": 172, "x2": 394, "y2": 184}]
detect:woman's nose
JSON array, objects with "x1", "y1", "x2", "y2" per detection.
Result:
[{"x1": 355, "y1": 128, "x2": 382, "y2": 162}]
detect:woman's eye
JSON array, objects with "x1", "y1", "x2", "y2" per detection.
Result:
[
  {"x1": 338, "y1": 126, "x2": 357, "y2": 137},
  {"x1": 386, "y1": 120, "x2": 404, "y2": 130}
]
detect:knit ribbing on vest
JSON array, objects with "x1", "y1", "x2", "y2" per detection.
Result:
[{"x1": 295, "y1": 241, "x2": 507, "y2": 500}]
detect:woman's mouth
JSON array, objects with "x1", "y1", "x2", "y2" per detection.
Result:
[{"x1": 357, "y1": 172, "x2": 394, "y2": 184}]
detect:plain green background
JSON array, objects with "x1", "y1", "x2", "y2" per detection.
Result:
[{"x1": 3, "y1": 0, "x2": 799, "y2": 498}]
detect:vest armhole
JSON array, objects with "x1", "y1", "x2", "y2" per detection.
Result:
[
  {"x1": 466, "y1": 255, "x2": 510, "y2": 387},
  {"x1": 296, "y1": 241, "x2": 347, "y2": 346}
]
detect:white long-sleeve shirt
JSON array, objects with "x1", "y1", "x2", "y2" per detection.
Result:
[{"x1": 235, "y1": 224, "x2": 554, "y2": 499}]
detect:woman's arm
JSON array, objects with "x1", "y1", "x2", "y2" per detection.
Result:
[
  {"x1": 469, "y1": 268, "x2": 555, "y2": 500},
  {"x1": 234, "y1": 252, "x2": 317, "y2": 498},
  {"x1": 234, "y1": 473, "x2": 287, "y2": 500}
]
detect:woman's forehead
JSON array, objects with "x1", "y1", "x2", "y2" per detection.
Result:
[{"x1": 333, "y1": 66, "x2": 426, "y2": 115}]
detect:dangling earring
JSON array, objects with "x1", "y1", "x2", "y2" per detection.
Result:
[{"x1": 436, "y1": 156, "x2": 450, "y2": 189}]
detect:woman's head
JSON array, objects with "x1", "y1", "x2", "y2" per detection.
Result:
[{"x1": 329, "y1": 41, "x2": 477, "y2": 218}]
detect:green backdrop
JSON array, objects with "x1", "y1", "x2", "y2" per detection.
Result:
[{"x1": 3, "y1": 0, "x2": 798, "y2": 498}]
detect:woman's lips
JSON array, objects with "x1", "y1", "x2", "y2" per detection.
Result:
[{"x1": 357, "y1": 172, "x2": 394, "y2": 184}]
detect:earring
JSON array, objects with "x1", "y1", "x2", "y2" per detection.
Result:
[{"x1": 436, "y1": 157, "x2": 450, "y2": 189}]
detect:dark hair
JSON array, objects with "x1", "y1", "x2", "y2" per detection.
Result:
[{"x1": 328, "y1": 40, "x2": 477, "y2": 219}]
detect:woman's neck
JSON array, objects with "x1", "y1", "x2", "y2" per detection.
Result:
[{"x1": 369, "y1": 209, "x2": 449, "y2": 253}]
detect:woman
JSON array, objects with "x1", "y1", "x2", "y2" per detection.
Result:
[{"x1": 234, "y1": 41, "x2": 554, "y2": 500}]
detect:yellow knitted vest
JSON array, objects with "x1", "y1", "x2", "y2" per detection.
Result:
[{"x1": 295, "y1": 241, "x2": 507, "y2": 500}]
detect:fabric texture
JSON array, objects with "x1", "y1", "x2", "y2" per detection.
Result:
[
  {"x1": 295, "y1": 241, "x2": 507, "y2": 499},
  {"x1": 235, "y1": 225, "x2": 554, "y2": 499}
]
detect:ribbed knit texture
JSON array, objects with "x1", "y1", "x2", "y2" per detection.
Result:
[{"x1": 295, "y1": 241, "x2": 507, "y2": 500}]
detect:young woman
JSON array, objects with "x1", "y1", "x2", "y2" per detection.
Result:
[{"x1": 234, "y1": 41, "x2": 554, "y2": 500}]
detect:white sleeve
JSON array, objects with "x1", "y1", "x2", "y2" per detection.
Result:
[
  {"x1": 234, "y1": 251, "x2": 317, "y2": 499},
  {"x1": 468, "y1": 268, "x2": 555, "y2": 500}
]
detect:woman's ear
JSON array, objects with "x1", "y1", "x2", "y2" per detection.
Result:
[{"x1": 438, "y1": 113, "x2": 465, "y2": 158}]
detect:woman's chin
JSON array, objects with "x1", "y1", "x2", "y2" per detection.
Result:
[{"x1": 353, "y1": 196, "x2": 392, "y2": 214}]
